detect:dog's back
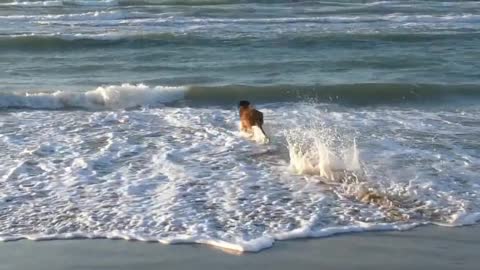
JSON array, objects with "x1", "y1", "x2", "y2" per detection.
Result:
[
  {"x1": 240, "y1": 107, "x2": 263, "y2": 128},
  {"x1": 238, "y1": 100, "x2": 268, "y2": 141}
]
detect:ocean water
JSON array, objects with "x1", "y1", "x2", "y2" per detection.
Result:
[{"x1": 0, "y1": 0, "x2": 479, "y2": 252}]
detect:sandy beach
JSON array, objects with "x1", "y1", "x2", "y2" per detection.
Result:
[{"x1": 1, "y1": 224, "x2": 479, "y2": 270}]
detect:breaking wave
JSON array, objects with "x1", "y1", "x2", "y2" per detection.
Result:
[
  {"x1": 1, "y1": 0, "x2": 118, "y2": 7},
  {"x1": 1, "y1": 83, "x2": 479, "y2": 110},
  {"x1": 1, "y1": 31, "x2": 479, "y2": 51},
  {"x1": 0, "y1": 84, "x2": 187, "y2": 110}
]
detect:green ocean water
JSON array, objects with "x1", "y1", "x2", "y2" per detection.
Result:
[{"x1": 0, "y1": 0, "x2": 479, "y2": 102}]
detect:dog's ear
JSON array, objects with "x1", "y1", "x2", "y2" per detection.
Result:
[{"x1": 238, "y1": 100, "x2": 250, "y2": 108}]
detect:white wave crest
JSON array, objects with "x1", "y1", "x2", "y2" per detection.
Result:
[
  {"x1": 64, "y1": 0, "x2": 119, "y2": 6},
  {"x1": 1, "y1": 0, "x2": 118, "y2": 6},
  {"x1": 2, "y1": 0, "x2": 63, "y2": 6},
  {"x1": 0, "y1": 83, "x2": 186, "y2": 110}
]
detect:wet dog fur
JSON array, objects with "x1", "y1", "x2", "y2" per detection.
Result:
[{"x1": 238, "y1": 100, "x2": 268, "y2": 140}]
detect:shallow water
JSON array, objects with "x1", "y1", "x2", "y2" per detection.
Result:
[{"x1": 1, "y1": 102, "x2": 479, "y2": 251}]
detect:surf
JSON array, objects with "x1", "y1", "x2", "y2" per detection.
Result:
[
  {"x1": 1, "y1": 83, "x2": 479, "y2": 111},
  {"x1": 0, "y1": 84, "x2": 186, "y2": 110}
]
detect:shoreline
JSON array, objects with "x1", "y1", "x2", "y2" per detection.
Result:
[{"x1": 1, "y1": 224, "x2": 479, "y2": 270}]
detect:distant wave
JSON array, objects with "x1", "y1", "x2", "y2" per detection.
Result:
[
  {"x1": 1, "y1": 83, "x2": 479, "y2": 110},
  {"x1": 0, "y1": 10, "x2": 126, "y2": 21},
  {"x1": 0, "y1": 0, "x2": 255, "y2": 7},
  {"x1": 2, "y1": 11, "x2": 479, "y2": 24},
  {"x1": 1, "y1": 31, "x2": 478, "y2": 51},
  {"x1": 1, "y1": 0, "x2": 63, "y2": 6},
  {"x1": 3, "y1": 0, "x2": 480, "y2": 9},
  {"x1": 0, "y1": 0, "x2": 322, "y2": 7},
  {"x1": 1, "y1": 0, "x2": 118, "y2": 6}
]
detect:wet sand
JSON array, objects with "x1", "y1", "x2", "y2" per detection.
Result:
[{"x1": 1, "y1": 225, "x2": 479, "y2": 270}]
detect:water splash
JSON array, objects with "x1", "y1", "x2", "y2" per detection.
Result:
[
  {"x1": 285, "y1": 126, "x2": 361, "y2": 181},
  {"x1": 284, "y1": 124, "x2": 422, "y2": 222}
]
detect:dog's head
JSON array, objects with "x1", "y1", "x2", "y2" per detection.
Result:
[{"x1": 238, "y1": 100, "x2": 250, "y2": 109}]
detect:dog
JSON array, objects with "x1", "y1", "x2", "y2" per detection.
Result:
[{"x1": 238, "y1": 100, "x2": 269, "y2": 142}]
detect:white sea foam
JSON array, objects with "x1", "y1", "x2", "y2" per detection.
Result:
[
  {"x1": 46, "y1": 10, "x2": 123, "y2": 21},
  {"x1": 0, "y1": 11, "x2": 123, "y2": 21},
  {"x1": 0, "y1": 0, "x2": 118, "y2": 6},
  {"x1": 3, "y1": 11, "x2": 479, "y2": 41},
  {"x1": 1, "y1": 0, "x2": 63, "y2": 6},
  {"x1": 448, "y1": 211, "x2": 480, "y2": 226},
  {"x1": 274, "y1": 222, "x2": 420, "y2": 240},
  {"x1": 64, "y1": 0, "x2": 118, "y2": 6},
  {"x1": 0, "y1": 103, "x2": 478, "y2": 252},
  {"x1": 0, "y1": 84, "x2": 186, "y2": 110},
  {"x1": 385, "y1": 13, "x2": 480, "y2": 23},
  {"x1": 239, "y1": 125, "x2": 270, "y2": 144}
]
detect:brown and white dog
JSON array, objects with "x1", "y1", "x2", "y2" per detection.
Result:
[{"x1": 238, "y1": 100, "x2": 269, "y2": 142}]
